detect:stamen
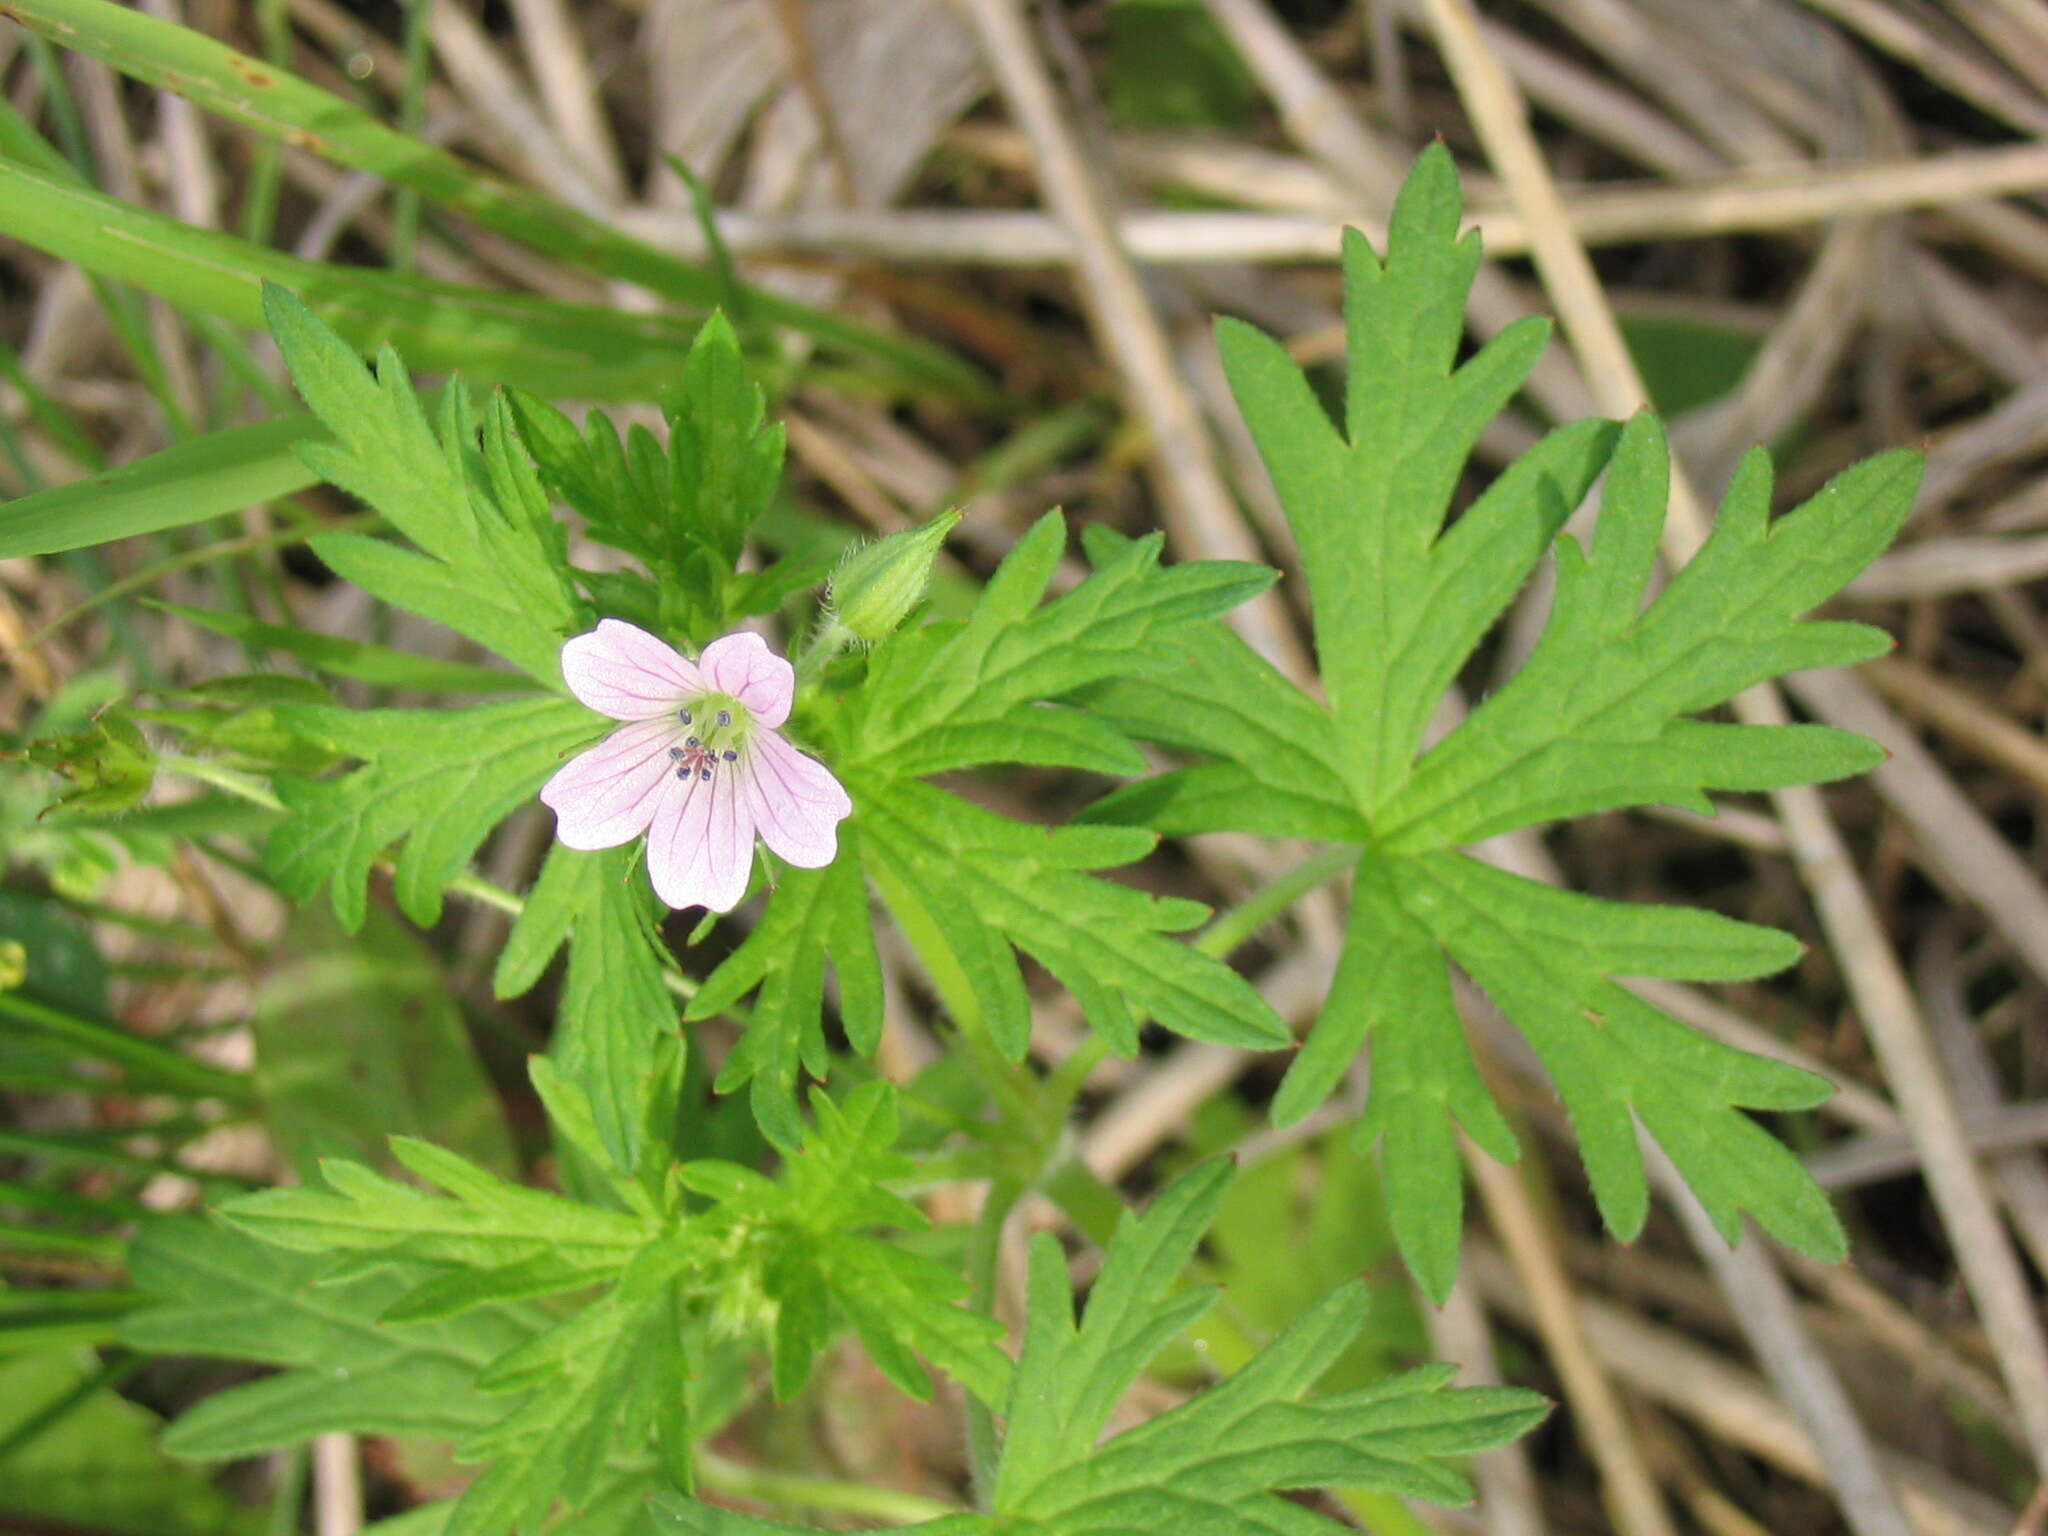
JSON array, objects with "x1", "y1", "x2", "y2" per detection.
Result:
[
  {"x1": 686, "y1": 736, "x2": 700, "y2": 747},
  {"x1": 722, "y1": 749, "x2": 738, "y2": 761},
  {"x1": 668, "y1": 747, "x2": 684, "y2": 760},
  {"x1": 699, "y1": 767, "x2": 713, "y2": 781},
  {"x1": 679, "y1": 708, "x2": 693, "y2": 725},
  {"x1": 675, "y1": 766, "x2": 689, "y2": 780},
  {"x1": 716, "y1": 709, "x2": 732, "y2": 727}
]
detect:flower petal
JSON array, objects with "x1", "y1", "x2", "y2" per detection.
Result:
[
  {"x1": 561, "y1": 619, "x2": 701, "y2": 721},
  {"x1": 743, "y1": 729, "x2": 853, "y2": 869},
  {"x1": 699, "y1": 630, "x2": 793, "y2": 728},
  {"x1": 647, "y1": 761, "x2": 755, "y2": 912},
  {"x1": 540, "y1": 718, "x2": 680, "y2": 850}
]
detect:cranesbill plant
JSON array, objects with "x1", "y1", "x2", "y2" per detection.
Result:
[{"x1": 17, "y1": 144, "x2": 1916, "y2": 1536}]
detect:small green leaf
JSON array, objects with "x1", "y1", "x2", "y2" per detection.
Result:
[
  {"x1": 266, "y1": 286, "x2": 583, "y2": 683},
  {"x1": 266, "y1": 697, "x2": 599, "y2": 931}
]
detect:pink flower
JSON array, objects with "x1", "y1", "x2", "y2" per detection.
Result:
[{"x1": 540, "y1": 621, "x2": 852, "y2": 912}]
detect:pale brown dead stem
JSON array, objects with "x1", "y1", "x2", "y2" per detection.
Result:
[
  {"x1": 1468, "y1": 1243, "x2": 2014, "y2": 1536},
  {"x1": 1863, "y1": 655, "x2": 2048, "y2": 803},
  {"x1": 619, "y1": 140, "x2": 2048, "y2": 267},
  {"x1": 1466, "y1": 1133, "x2": 1682, "y2": 1536},
  {"x1": 1425, "y1": 1274, "x2": 1552, "y2": 1536},
  {"x1": 507, "y1": 0, "x2": 629, "y2": 202}
]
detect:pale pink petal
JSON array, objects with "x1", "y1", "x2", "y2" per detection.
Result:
[
  {"x1": 698, "y1": 631, "x2": 793, "y2": 728},
  {"x1": 742, "y1": 729, "x2": 853, "y2": 869},
  {"x1": 560, "y1": 619, "x2": 701, "y2": 721},
  {"x1": 540, "y1": 718, "x2": 680, "y2": 850},
  {"x1": 646, "y1": 763, "x2": 755, "y2": 912}
]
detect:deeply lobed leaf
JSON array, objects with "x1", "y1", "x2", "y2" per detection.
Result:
[
  {"x1": 267, "y1": 698, "x2": 599, "y2": 931},
  {"x1": 1091, "y1": 143, "x2": 1913, "y2": 1296},
  {"x1": 265, "y1": 286, "x2": 583, "y2": 684}
]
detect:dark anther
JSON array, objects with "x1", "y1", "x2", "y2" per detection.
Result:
[
  {"x1": 717, "y1": 709, "x2": 732, "y2": 727},
  {"x1": 668, "y1": 747, "x2": 684, "y2": 760},
  {"x1": 722, "y1": 749, "x2": 738, "y2": 761},
  {"x1": 675, "y1": 766, "x2": 689, "y2": 780},
  {"x1": 686, "y1": 736, "x2": 700, "y2": 747},
  {"x1": 679, "y1": 709, "x2": 693, "y2": 725},
  {"x1": 699, "y1": 767, "x2": 713, "y2": 781}
]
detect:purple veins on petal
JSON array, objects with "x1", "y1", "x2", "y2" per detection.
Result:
[
  {"x1": 741, "y1": 730, "x2": 852, "y2": 869},
  {"x1": 559, "y1": 619, "x2": 702, "y2": 720},
  {"x1": 647, "y1": 759, "x2": 753, "y2": 912},
  {"x1": 698, "y1": 631, "x2": 795, "y2": 728},
  {"x1": 540, "y1": 717, "x2": 679, "y2": 850}
]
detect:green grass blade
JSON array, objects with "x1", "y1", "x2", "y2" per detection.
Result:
[
  {"x1": 0, "y1": 157, "x2": 719, "y2": 401},
  {"x1": 1, "y1": 0, "x2": 985, "y2": 394},
  {"x1": 0, "y1": 993, "x2": 256, "y2": 1104},
  {"x1": 0, "y1": 415, "x2": 322, "y2": 558}
]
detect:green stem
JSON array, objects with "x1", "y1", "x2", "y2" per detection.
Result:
[
  {"x1": 390, "y1": 0, "x2": 435, "y2": 272},
  {"x1": 19, "y1": 511, "x2": 376, "y2": 652},
  {"x1": 0, "y1": 1349, "x2": 144, "y2": 1462},
  {"x1": 793, "y1": 615, "x2": 855, "y2": 688},
  {"x1": 962, "y1": 1177, "x2": 1023, "y2": 1509},
  {"x1": 1195, "y1": 845, "x2": 1358, "y2": 959},
  {"x1": 156, "y1": 753, "x2": 282, "y2": 811}
]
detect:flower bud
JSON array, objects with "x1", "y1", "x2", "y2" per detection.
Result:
[{"x1": 825, "y1": 509, "x2": 959, "y2": 645}]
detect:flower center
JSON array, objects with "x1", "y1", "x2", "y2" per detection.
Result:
[{"x1": 669, "y1": 693, "x2": 748, "y2": 784}]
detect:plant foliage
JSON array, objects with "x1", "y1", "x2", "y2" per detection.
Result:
[
  {"x1": 656, "y1": 1162, "x2": 1544, "y2": 1536},
  {"x1": 1084, "y1": 143, "x2": 1914, "y2": 1296}
]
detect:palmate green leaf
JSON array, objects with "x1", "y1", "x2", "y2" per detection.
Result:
[
  {"x1": 119, "y1": 1218, "x2": 535, "y2": 1458},
  {"x1": 850, "y1": 512, "x2": 1276, "y2": 776},
  {"x1": 129, "y1": 1209, "x2": 696, "y2": 1536},
  {"x1": 860, "y1": 778, "x2": 1286, "y2": 1061},
  {"x1": 267, "y1": 696, "x2": 600, "y2": 931},
  {"x1": 1087, "y1": 144, "x2": 1910, "y2": 1298},
  {"x1": 166, "y1": 1087, "x2": 1003, "y2": 1536},
  {"x1": 450, "y1": 1237, "x2": 698, "y2": 1536},
  {"x1": 1374, "y1": 417, "x2": 1906, "y2": 851},
  {"x1": 265, "y1": 286, "x2": 585, "y2": 684},
  {"x1": 213, "y1": 1136, "x2": 696, "y2": 1536},
  {"x1": 220, "y1": 1137, "x2": 655, "y2": 1275},
  {"x1": 497, "y1": 844, "x2": 681, "y2": 1172},
  {"x1": 1214, "y1": 150, "x2": 1617, "y2": 817},
  {"x1": 655, "y1": 1162, "x2": 1542, "y2": 1536}
]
